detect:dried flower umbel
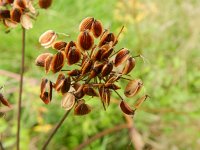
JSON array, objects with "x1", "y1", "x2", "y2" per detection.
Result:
[{"x1": 36, "y1": 17, "x2": 148, "y2": 116}]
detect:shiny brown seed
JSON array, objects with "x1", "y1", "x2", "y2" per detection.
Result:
[
  {"x1": 7, "y1": 0, "x2": 14, "y2": 4},
  {"x1": 77, "y1": 30, "x2": 94, "y2": 50},
  {"x1": 52, "y1": 41, "x2": 67, "y2": 50},
  {"x1": 44, "y1": 55, "x2": 53, "y2": 74},
  {"x1": 134, "y1": 95, "x2": 149, "y2": 109},
  {"x1": 51, "y1": 51, "x2": 66, "y2": 73},
  {"x1": 40, "y1": 78, "x2": 48, "y2": 95},
  {"x1": 98, "y1": 30, "x2": 115, "y2": 47},
  {"x1": 106, "y1": 75, "x2": 120, "y2": 84},
  {"x1": 68, "y1": 69, "x2": 81, "y2": 77},
  {"x1": 74, "y1": 84, "x2": 85, "y2": 99},
  {"x1": 124, "y1": 79, "x2": 143, "y2": 97},
  {"x1": 81, "y1": 59, "x2": 93, "y2": 75},
  {"x1": 67, "y1": 47, "x2": 81, "y2": 65},
  {"x1": 101, "y1": 48, "x2": 113, "y2": 60},
  {"x1": 61, "y1": 77, "x2": 71, "y2": 94},
  {"x1": 74, "y1": 100, "x2": 91, "y2": 116},
  {"x1": 39, "y1": 30, "x2": 57, "y2": 48},
  {"x1": 54, "y1": 73, "x2": 65, "y2": 91},
  {"x1": 10, "y1": 8, "x2": 22, "y2": 23},
  {"x1": 105, "y1": 83, "x2": 120, "y2": 90},
  {"x1": 35, "y1": 53, "x2": 52, "y2": 67},
  {"x1": 91, "y1": 19, "x2": 103, "y2": 38},
  {"x1": 0, "y1": 93, "x2": 11, "y2": 107},
  {"x1": 89, "y1": 62, "x2": 104, "y2": 79},
  {"x1": 15, "y1": 0, "x2": 27, "y2": 9},
  {"x1": 122, "y1": 57, "x2": 135, "y2": 75},
  {"x1": 0, "y1": 10, "x2": 10, "y2": 19},
  {"x1": 101, "y1": 62, "x2": 113, "y2": 77},
  {"x1": 83, "y1": 86, "x2": 99, "y2": 97},
  {"x1": 40, "y1": 80, "x2": 52, "y2": 104},
  {"x1": 61, "y1": 92, "x2": 75, "y2": 110},
  {"x1": 79, "y1": 17, "x2": 94, "y2": 31},
  {"x1": 120, "y1": 101, "x2": 135, "y2": 115},
  {"x1": 114, "y1": 48, "x2": 130, "y2": 67},
  {"x1": 65, "y1": 41, "x2": 76, "y2": 56},
  {"x1": 38, "y1": 0, "x2": 52, "y2": 9}
]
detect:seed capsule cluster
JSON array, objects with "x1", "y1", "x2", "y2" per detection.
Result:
[
  {"x1": 36, "y1": 17, "x2": 148, "y2": 116},
  {"x1": 0, "y1": 0, "x2": 52, "y2": 29}
]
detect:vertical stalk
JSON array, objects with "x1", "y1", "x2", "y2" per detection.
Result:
[
  {"x1": 16, "y1": 27, "x2": 26, "y2": 150},
  {"x1": 0, "y1": 141, "x2": 5, "y2": 150},
  {"x1": 42, "y1": 110, "x2": 71, "y2": 150}
]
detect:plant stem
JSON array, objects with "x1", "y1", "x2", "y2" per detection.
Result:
[
  {"x1": 0, "y1": 141, "x2": 5, "y2": 150},
  {"x1": 42, "y1": 110, "x2": 71, "y2": 150},
  {"x1": 74, "y1": 123, "x2": 130, "y2": 150},
  {"x1": 16, "y1": 27, "x2": 26, "y2": 150}
]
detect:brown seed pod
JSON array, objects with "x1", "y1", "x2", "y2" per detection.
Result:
[
  {"x1": 106, "y1": 75, "x2": 120, "y2": 84},
  {"x1": 39, "y1": 30, "x2": 57, "y2": 48},
  {"x1": 77, "y1": 30, "x2": 94, "y2": 50},
  {"x1": 89, "y1": 62, "x2": 104, "y2": 79},
  {"x1": 79, "y1": 17, "x2": 94, "y2": 31},
  {"x1": 120, "y1": 101, "x2": 135, "y2": 115},
  {"x1": 44, "y1": 55, "x2": 53, "y2": 74},
  {"x1": 38, "y1": 0, "x2": 52, "y2": 9},
  {"x1": 7, "y1": 0, "x2": 14, "y2": 4},
  {"x1": 124, "y1": 79, "x2": 143, "y2": 97},
  {"x1": 83, "y1": 85, "x2": 99, "y2": 97},
  {"x1": 81, "y1": 59, "x2": 93, "y2": 75},
  {"x1": 40, "y1": 78, "x2": 48, "y2": 95},
  {"x1": 74, "y1": 100, "x2": 91, "y2": 116},
  {"x1": 134, "y1": 95, "x2": 149, "y2": 109},
  {"x1": 20, "y1": 14, "x2": 33, "y2": 29},
  {"x1": 10, "y1": 7, "x2": 22, "y2": 23},
  {"x1": 67, "y1": 47, "x2": 81, "y2": 65},
  {"x1": 65, "y1": 41, "x2": 76, "y2": 56},
  {"x1": 61, "y1": 77, "x2": 71, "y2": 94},
  {"x1": 52, "y1": 41, "x2": 67, "y2": 51},
  {"x1": 40, "y1": 80, "x2": 52, "y2": 104},
  {"x1": 0, "y1": 93, "x2": 11, "y2": 107},
  {"x1": 35, "y1": 53, "x2": 52, "y2": 67},
  {"x1": 105, "y1": 83, "x2": 120, "y2": 90},
  {"x1": 68, "y1": 69, "x2": 81, "y2": 77},
  {"x1": 51, "y1": 51, "x2": 66, "y2": 73},
  {"x1": 98, "y1": 30, "x2": 115, "y2": 47},
  {"x1": 14, "y1": 0, "x2": 27, "y2": 9},
  {"x1": 101, "y1": 62, "x2": 113, "y2": 77},
  {"x1": 122, "y1": 57, "x2": 135, "y2": 75},
  {"x1": 114, "y1": 48, "x2": 130, "y2": 67},
  {"x1": 54, "y1": 73, "x2": 65, "y2": 91},
  {"x1": 74, "y1": 84, "x2": 85, "y2": 99},
  {"x1": 99, "y1": 86, "x2": 110, "y2": 107},
  {"x1": 91, "y1": 19, "x2": 103, "y2": 38},
  {"x1": 92, "y1": 48, "x2": 103, "y2": 61},
  {"x1": 101, "y1": 48, "x2": 113, "y2": 61},
  {"x1": 0, "y1": 10, "x2": 10, "y2": 19},
  {"x1": 61, "y1": 92, "x2": 75, "y2": 110}
]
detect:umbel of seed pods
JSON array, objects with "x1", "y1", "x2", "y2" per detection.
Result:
[
  {"x1": 0, "y1": 0, "x2": 52, "y2": 29},
  {"x1": 36, "y1": 17, "x2": 149, "y2": 116}
]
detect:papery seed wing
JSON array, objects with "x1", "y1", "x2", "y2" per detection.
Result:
[
  {"x1": 40, "y1": 78, "x2": 48, "y2": 95},
  {"x1": 38, "y1": 0, "x2": 52, "y2": 9},
  {"x1": 39, "y1": 30, "x2": 57, "y2": 48},
  {"x1": 74, "y1": 100, "x2": 91, "y2": 116},
  {"x1": 61, "y1": 92, "x2": 75, "y2": 110},
  {"x1": 54, "y1": 73, "x2": 65, "y2": 91},
  {"x1": 44, "y1": 55, "x2": 53, "y2": 74},
  {"x1": 21, "y1": 14, "x2": 33, "y2": 30},
  {"x1": 114, "y1": 48, "x2": 130, "y2": 67},
  {"x1": 124, "y1": 79, "x2": 143, "y2": 97},
  {"x1": 134, "y1": 95, "x2": 149, "y2": 109},
  {"x1": 77, "y1": 30, "x2": 94, "y2": 50},
  {"x1": 67, "y1": 47, "x2": 81, "y2": 65}
]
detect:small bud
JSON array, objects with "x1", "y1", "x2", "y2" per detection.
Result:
[
  {"x1": 114, "y1": 48, "x2": 130, "y2": 67},
  {"x1": 61, "y1": 93, "x2": 75, "y2": 110},
  {"x1": 51, "y1": 51, "x2": 66, "y2": 73},
  {"x1": 74, "y1": 100, "x2": 91, "y2": 116},
  {"x1": 77, "y1": 30, "x2": 94, "y2": 50},
  {"x1": 38, "y1": 0, "x2": 52, "y2": 9},
  {"x1": 91, "y1": 19, "x2": 103, "y2": 38},
  {"x1": 79, "y1": 17, "x2": 94, "y2": 31},
  {"x1": 120, "y1": 101, "x2": 135, "y2": 115},
  {"x1": 39, "y1": 30, "x2": 57, "y2": 48},
  {"x1": 124, "y1": 79, "x2": 143, "y2": 97},
  {"x1": 35, "y1": 53, "x2": 52, "y2": 67}
]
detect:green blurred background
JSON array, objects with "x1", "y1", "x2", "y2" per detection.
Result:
[{"x1": 0, "y1": 0, "x2": 200, "y2": 149}]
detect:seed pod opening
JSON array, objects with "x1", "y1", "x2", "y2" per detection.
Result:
[
  {"x1": 74, "y1": 100, "x2": 91, "y2": 116},
  {"x1": 61, "y1": 92, "x2": 75, "y2": 110},
  {"x1": 122, "y1": 57, "x2": 135, "y2": 75},
  {"x1": 91, "y1": 19, "x2": 103, "y2": 38},
  {"x1": 10, "y1": 7, "x2": 22, "y2": 23},
  {"x1": 114, "y1": 48, "x2": 130, "y2": 67},
  {"x1": 51, "y1": 51, "x2": 66, "y2": 73},
  {"x1": 79, "y1": 17, "x2": 94, "y2": 31},
  {"x1": 120, "y1": 100, "x2": 135, "y2": 115},
  {"x1": 35, "y1": 53, "x2": 52, "y2": 67},
  {"x1": 39, "y1": 30, "x2": 57, "y2": 48},
  {"x1": 38, "y1": 0, "x2": 52, "y2": 9},
  {"x1": 77, "y1": 30, "x2": 94, "y2": 50},
  {"x1": 124, "y1": 79, "x2": 143, "y2": 97}
]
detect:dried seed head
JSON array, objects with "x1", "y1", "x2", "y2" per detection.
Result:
[
  {"x1": 0, "y1": 93, "x2": 11, "y2": 107},
  {"x1": 98, "y1": 30, "x2": 115, "y2": 47},
  {"x1": 61, "y1": 77, "x2": 71, "y2": 94},
  {"x1": 67, "y1": 47, "x2": 81, "y2": 65},
  {"x1": 134, "y1": 95, "x2": 149, "y2": 109},
  {"x1": 122, "y1": 57, "x2": 135, "y2": 75},
  {"x1": 10, "y1": 7, "x2": 22, "y2": 23},
  {"x1": 61, "y1": 92, "x2": 75, "y2": 110},
  {"x1": 38, "y1": 0, "x2": 52, "y2": 9},
  {"x1": 91, "y1": 19, "x2": 103, "y2": 38},
  {"x1": 35, "y1": 53, "x2": 52, "y2": 67},
  {"x1": 114, "y1": 48, "x2": 130, "y2": 67},
  {"x1": 77, "y1": 30, "x2": 94, "y2": 50},
  {"x1": 101, "y1": 62, "x2": 113, "y2": 77},
  {"x1": 20, "y1": 14, "x2": 33, "y2": 29},
  {"x1": 54, "y1": 73, "x2": 65, "y2": 91},
  {"x1": 52, "y1": 41, "x2": 67, "y2": 51},
  {"x1": 120, "y1": 100, "x2": 135, "y2": 115},
  {"x1": 44, "y1": 55, "x2": 53, "y2": 74},
  {"x1": 14, "y1": 0, "x2": 27, "y2": 9},
  {"x1": 83, "y1": 85, "x2": 99, "y2": 97},
  {"x1": 0, "y1": 10, "x2": 10, "y2": 19},
  {"x1": 39, "y1": 30, "x2": 57, "y2": 48},
  {"x1": 79, "y1": 17, "x2": 94, "y2": 31},
  {"x1": 51, "y1": 51, "x2": 66, "y2": 73},
  {"x1": 124, "y1": 79, "x2": 143, "y2": 97},
  {"x1": 74, "y1": 100, "x2": 91, "y2": 116}
]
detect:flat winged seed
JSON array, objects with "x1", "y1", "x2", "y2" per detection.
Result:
[
  {"x1": 15, "y1": 0, "x2": 27, "y2": 9},
  {"x1": 81, "y1": 59, "x2": 93, "y2": 75},
  {"x1": 91, "y1": 19, "x2": 103, "y2": 38},
  {"x1": 38, "y1": 0, "x2": 52, "y2": 9},
  {"x1": 21, "y1": 14, "x2": 33, "y2": 29},
  {"x1": 40, "y1": 78, "x2": 48, "y2": 95},
  {"x1": 83, "y1": 86, "x2": 99, "y2": 97},
  {"x1": 39, "y1": 30, "x2": 57, "y2": 48},
  {"x1": 120, "y1": 101, "x2": 135, "y2": 115},
  {"x1": 61, "y1": 77, "x2": 71, "y2": 94},
  {"x1": 4, "y1": 19, "x2": 18, "y2": 28},
  {"x1": 77, "y1": 30, "x2": 94, "y2": 50},
  {"x1": 65, "y1": 41, "x2": 76, "y2": 56},
  {"x1": 79, "y1": 17, "x2": 94, "y2": 31},
  {"x1": 134, "y1": 95, "x2": 149, "y2": 109},
  {"x1": 40, "y1": 91, "x2": 50, "y2": 104},
  {"x1": 61, "y1": 93, "x2": 75, "y2": 110},
  {"x1": 101, "y1": 48, "x2": 113, "y2": 60},
  {"x1": 114, "y1": 48, "x2": 130, "y2": 67},
  {"x1": 98, "y1": 31, "x2": 115, "y2": 47},
  {"x1": 89, "y1": 63, "x2": 104, "y2": 79},
  {"x1": 51, "y1": 51, "x2": 66, "y2": 73},
  {"x1": 0, "y1": 93, "x2": 11, "y2": 107},
  {"x1": 52, "y1": 41, "x2": 67, "y2": 50},
  {"x1": 67, "y1": 69, "x2": 81, "y2": 76},
  {"x1": 124, "y1": 79, "x2": 143, "y2": 97},
  {"x1": 101, "y1": 62, "x2": 113, "y2": 77},
  {"x1": 122, "y1": 57, "x2": 135, "y2": 75},
  {"x1": 67, "y1": 47, "x2": 81, "y2": 65},
  {"x1": 35, "y1": 53, "x2": 52, "y2": 67},
  {"x1": 11, "y1": 8, "x2": 22, "y2": 23},
  {"x1": 44, "y1": 55, "x2": 53, "y2": 74},
  {"x1": 74, "y1": 84, "x2": 85, "y2": 99},
  {"x1": 74, "y1": 100, "x2": 91, "y2": 116},
  {"x1": 54, "y1": 73, "x2": 65, "y2": 91},
  {"x1": 105, "y1": 83, "x2": 120, "y2": 90},
  {"x1": 0, "y1": 10, "x2": 10, "y2": 19}
]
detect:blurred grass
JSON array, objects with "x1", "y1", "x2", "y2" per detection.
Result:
[{"x1": 0, "y1": 0, "x2": 200, "y2": 149}]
